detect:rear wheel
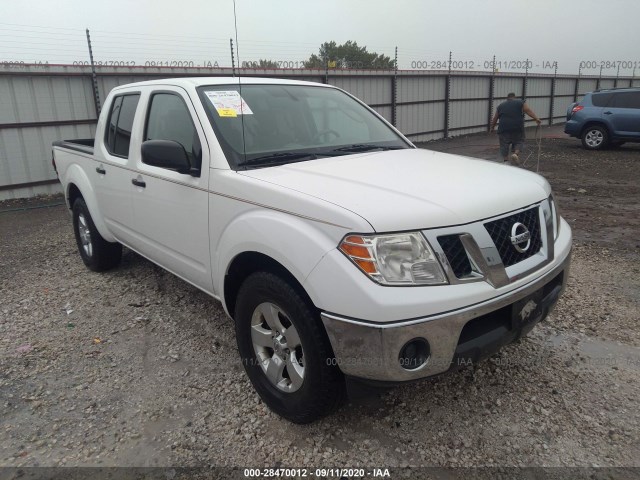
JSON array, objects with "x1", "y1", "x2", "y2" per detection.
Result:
[
  {"x1": 72, "y1": 198, "x2": 122, "y2": 271},
  {"x1": 235, "y1": 271, "x2": 345, "y2": 423},
  {"x1": 581, "y1": 125, "x2": 609, "y2": 150}
]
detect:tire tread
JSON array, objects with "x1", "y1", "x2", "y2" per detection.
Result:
[
  {"x1": 72, "y1": 198, "x2": 122, "y2": 272},
  {"x1": 235, "y1": 271, "x2": 345, "y2": 423}
]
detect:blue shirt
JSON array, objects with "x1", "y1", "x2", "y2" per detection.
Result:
[{"x1": 497, "y1": 99, "x2": 524, "y2": 133}]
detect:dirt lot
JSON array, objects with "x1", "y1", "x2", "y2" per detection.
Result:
[{"x1": 1, "y1": 128, "x2": 639, "y2": 473}]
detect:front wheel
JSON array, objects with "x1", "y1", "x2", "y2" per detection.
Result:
[
  {"x1": 581, "y1": 125, "x2": 609, "y2": 150},
  {"x1": 234, "y1": 272, "x2": 345, "y2": 423},
  {"x1": 72, "y1": 198, "x2": 122, "y2": 271}
]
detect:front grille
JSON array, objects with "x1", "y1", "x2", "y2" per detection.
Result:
[
  {"x1": 484, "y1": 207, "x2": 542, "y2": 267},
  {"x1": 438, "y1": 234, "x2": 472, "y2": 278}
]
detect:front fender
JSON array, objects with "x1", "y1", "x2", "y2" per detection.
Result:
[
  {"x1": 214, "y1": 208, "x2": 349, "y2": 315},
  {"x1": 62, "y1": 163, "x2": 116, "y2": 243}
]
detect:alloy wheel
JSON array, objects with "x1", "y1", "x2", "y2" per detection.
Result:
[{"x1": 250, "y1": 302, "x2": 305, "y2": 393}]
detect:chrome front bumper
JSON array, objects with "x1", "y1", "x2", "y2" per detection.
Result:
[{"x1": 321, "y1": 250, "x2": 571, "y2": 382}]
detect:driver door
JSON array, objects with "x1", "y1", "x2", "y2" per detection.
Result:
[{"x1": 127, "y1": 86, "x2": 212, "y2": 293}]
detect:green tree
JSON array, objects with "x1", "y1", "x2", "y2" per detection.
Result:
[{"x1": 304, "y1": 41, "x2": 394, "y2": 69}]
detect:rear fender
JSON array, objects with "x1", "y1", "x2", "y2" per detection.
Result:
[
  {"x1": 580, "y1": 119, "x2": 611, "y2": 137},
  {"x1": 63, "y1": 163, "x2": 116, "y2": 242}
]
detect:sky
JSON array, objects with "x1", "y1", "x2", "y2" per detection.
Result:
[{"x1": 1, "y1": 0, "x2": 639, "y2": 75}]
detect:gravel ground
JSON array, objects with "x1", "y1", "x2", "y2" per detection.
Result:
[{"x1": 1, "y1": 132, "x2": 639, "y2": 472}]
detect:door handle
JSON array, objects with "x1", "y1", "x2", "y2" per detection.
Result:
[
  {"x1": 96, "y1": 166, "x2": 106, "y2": 175},
  {"x1": 131, "y1": 178, "x2": 146, "y2": 188},
  {"x1": 603, "y1": 111, "x2": 613, "y2": 115}
]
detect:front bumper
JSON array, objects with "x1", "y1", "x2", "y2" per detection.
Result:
[{"x1": 321, "y1": 249, "x2": 571, "y2": 382}]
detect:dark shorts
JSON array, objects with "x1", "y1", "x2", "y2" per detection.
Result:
[{"x1": 499, "y1": 131, "x2": 524, "y2": 158}]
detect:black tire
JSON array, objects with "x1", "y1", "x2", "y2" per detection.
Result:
[
  {"x1": 72, "y1": 198, "x2": 122, "y2": 272},
  {"x1": 235, "y1": 271, "x2": 345, "y2": 423},
  {"x1": 581, "y1": 125, "x2": 609, "y2": 150}
]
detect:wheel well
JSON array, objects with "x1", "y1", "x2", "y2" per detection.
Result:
[
  {"x1": 67, "y1": 184, "x2": 83, "y2": 209},
  {"x1": 224, "y1": 252, "x2": 314, "y2": 319},
  {"x1": 580, "y1": 121, "x2": 609, "y2": 138}
]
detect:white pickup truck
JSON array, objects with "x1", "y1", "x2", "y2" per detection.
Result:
[{"x1": 52, "y1": 77, "x2": 572, "y2": 423}]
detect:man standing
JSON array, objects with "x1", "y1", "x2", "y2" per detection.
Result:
[{"x1": 490, "y1": 93, "x2": 542, "y2": 165}]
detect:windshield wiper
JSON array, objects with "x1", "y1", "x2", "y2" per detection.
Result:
[
  {"x1": 239, "y1": 145, "x2": 398, "y2": 168},
  {"x1": 332, "y1": 144, "x2": 405, "y2": 153},
  {"x1": 239, "y1": 152, "x2": 318, "y2": 168}
]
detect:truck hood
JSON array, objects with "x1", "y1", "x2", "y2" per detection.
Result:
[{"x1": 240, "y1": 148, "x2": 550, "y2": 232}]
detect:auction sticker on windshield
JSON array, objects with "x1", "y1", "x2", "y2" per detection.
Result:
[{"x1": 204, "y1": 90, "x2": 253, "y2": 116}]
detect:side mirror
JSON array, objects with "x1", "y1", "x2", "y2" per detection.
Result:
[{"x1": 141, "y1": 140, "x2": 192, "y2": 174}]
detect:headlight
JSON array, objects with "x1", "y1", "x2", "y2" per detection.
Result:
[
  {"x1": 549, "y1": 194, "x2": 560, "y2": 240},
  {"x1": 339, "y1": 232, "x2": 448, "y2": 285}
]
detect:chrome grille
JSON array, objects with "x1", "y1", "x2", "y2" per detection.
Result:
[
  {"x1": 484, "y1": 207, "x2": 542, "y2": 267},
  {"x1": 438, "y1": 235, "x2": 472, "y2": 278}
]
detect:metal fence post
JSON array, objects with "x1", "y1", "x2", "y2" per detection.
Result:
[
  {"x1": 323, "y1": 54, "x2": 329, "y2": 85},
  {"x1": 487, "y1": 55, "x2": 495, "y2": 131},
  {"x1": 522, "y1": 58, "x2": 528, "y2": 101},
  {"x1": 391, "y1": 46, "x2": 398, "y2": 127},
  {"x1": 614, "y1": 63, "x2": 620, "y2": 88},
  {"x1": 596, "y1": 65, "x2": 603, "y2": 90},
  {"x1": 85, "y1": 28, "x2": 101, "y2": 116},
  {"x1": 548, "y1": 63, "x2": 557, "y2": 126},
  {"x1": 444, "y1": 51, "x2": 451, "y2": 138},
  {"x1": 574, "y1": 65, "x2": 581, "y2": 103},
  {"x1": 230, "y1": 38, "x2": 236, "y2": 76}
]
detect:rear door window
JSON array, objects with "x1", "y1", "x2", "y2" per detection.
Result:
[
  {"x1": 609, "y1": 92, "x2": 640, "y2": 109},
  {"x1": 104, "y1": 94, "x2": 140, "y2": 157},
  {"x1": 105, "y1": 96, "x2": 122, "y2": 152}
]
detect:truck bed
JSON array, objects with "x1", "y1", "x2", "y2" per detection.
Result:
[{"x1": 52, "y1": 138, "x2": 95, "y2": 155}]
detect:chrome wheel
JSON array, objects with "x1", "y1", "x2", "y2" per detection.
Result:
[
  {"x1": 77, "y1": 213, "x2": 93, "y2": 257},
  {"x1": 585, "y1": 129, "x2": 604, "y2": 148},
  {"x1": 236, "y1": 271, "x2": 346, "y2": 422},
  {"x1": 251, "y1": 302, "x2": 305, "y2": 393}
]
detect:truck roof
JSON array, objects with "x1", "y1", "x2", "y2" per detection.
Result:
[{"x1": 112, "y1": 76, "x2": 330, "y2": 91}]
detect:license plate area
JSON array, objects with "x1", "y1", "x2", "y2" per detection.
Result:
[{"x1": 511, "y1": 289, "x2": 544, "y2": 329}]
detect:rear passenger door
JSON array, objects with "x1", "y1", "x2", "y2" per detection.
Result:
[
  {"x1": 95, "y1": 93, "x2": 140, "y2": 245},
  {"x1": 586, "y1": 92, "x2": 610, "y2": 122},
  {"x1": 604, "y1": 92, "x2": 640, "y2": 138},
  {"x1": 127, "y1": 87, "x2": 213, "y2": 293}
]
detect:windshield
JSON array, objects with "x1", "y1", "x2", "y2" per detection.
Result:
[{"x1": 196, "y1": 84, "x2": 411, "y2": 169}]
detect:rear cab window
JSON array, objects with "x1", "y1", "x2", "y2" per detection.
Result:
[{"x1": 591, "y1": 93, "x2": 613, "y2": 107}]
